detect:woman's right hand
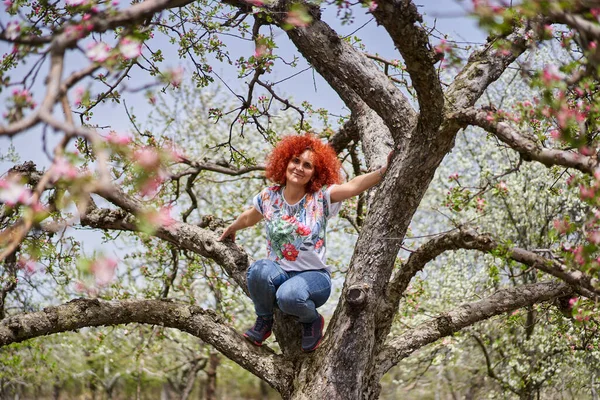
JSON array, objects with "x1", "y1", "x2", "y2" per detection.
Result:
[{"x1": 219, "y1": 225, "x2": 236, "y2": 242}]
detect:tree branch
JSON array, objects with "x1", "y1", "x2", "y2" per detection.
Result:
[
  {"x1": 374, "y1": 281, "x2": 572, "y2": 378},
  {"x1": 372, "y1": 0, "x2": 444, "y2": 132},
  {"x1": 0, "y1": 298, "x2": 293, "y2": 393},
  {"x1": 453, "y1": 107, "x2": 597, "y2": 174}
]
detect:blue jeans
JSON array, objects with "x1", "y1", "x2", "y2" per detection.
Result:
[{"x1": 246, "y1": 259, "x2": 331, "y2": 323}]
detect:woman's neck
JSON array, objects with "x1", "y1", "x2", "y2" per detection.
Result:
[{"x1": 283, "y1": 183, "x2": 307, "y2": 205}]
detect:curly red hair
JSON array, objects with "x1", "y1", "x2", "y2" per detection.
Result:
[{"x1": 265, "y1": 134, "x2": 342, "y2": 193}]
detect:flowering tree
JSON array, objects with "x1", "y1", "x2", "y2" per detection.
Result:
[{"x1": 2, "y1": 0, "x2": 600, "y2": 398}]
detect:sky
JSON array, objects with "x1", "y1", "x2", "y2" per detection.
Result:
[{"x1": 0, "y1": 0, "x2": 488, "y2": 256}]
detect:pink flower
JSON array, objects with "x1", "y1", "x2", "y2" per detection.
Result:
[
  {"x1": 246, "y1": 0, "x2": 264, "y2": 5},
  {"x1": 0, "y1": 178, "x2": 32, "y2": 206},
  {"x1": 66, "y1": 0, "x2": 87, "y2": 5},
  {"x1": 285, "y1": 10, "x2": 311, "y2": 28},
  {"x1": 573, "y1": 246, "x2": 585, "y2": 265},
  {"x1": 73, "y1": 86, "x2": 85, "y2": 106},
  {"x1": 86, "y1": 42, "x2": 111, "y2": 63},
  {"x1": 588, "y1": 231, "x2": 600, "y2": 244},
  {"x1": 282, "y1": 243, "x2": 299, "y2": 261},
  {"x1": 133, "y1": 147, "x2": 160, "y2": 169},
  {"x1": 51, "y1": 157, "x2": 79, "y2": 181},
  {"x1": 90, "y1": 257, "x2": 118, "y2": 286},
  {"x1": 167, "y1": 66, "x2": 184, "y2": 87},
  {"x1": 553, "y1": 219, "x2": 570, "y2": 234},
  {"x1": 579, "y1": 185, "x2": 595, "y2": 200},
  {"x1": 119, "y1": 38, "x2": 142, "y2": 59},
  {"x1": 4, "y1": 0, "x2": 14, "y2": 8},
  {"x1": 448, "y1": 173, "x2": 459, "y2": 181},
  {"x1": 368, "y1": 0, "x2": 377, "y2": 12},
  {"x1": 139, "y1": 175, "x2": 164, "y2": 197},
  {"x1": 579, "y1": 146, "x2": 594, "y2": 156},
  {"x1": 568, "y1": 297, "x2": 578, "y2": 308},
  {"x1": 542, "y1": 64, "x2": 564, "y2": 85},
  {"x1": 497, "y1": 181, "x2": 508, "y2": 192},
  {"x1": 282, "y1": 215, "x2": 298, "y2": 224},
  {"x1": 17, "y1": 257, "x2": 36, "y2": 275},
  {"x1": 254, "y1": 43, "x2": 268, "y2": 58},
  {"x1": 147, "y1": 206, "x2": 177, "y2": 233},
  {"x1": 5, "y1": 21, "x2": 20, "y2": 40},
  {"x1": 315, "y1": 239, "x2": 323, "y2": 250},
  {"x1": 106, "y1": 131, "x2": 132, "y2": 145},
  {"x1": 297, "y1": 224, "x2": 311, "y2": 236}
]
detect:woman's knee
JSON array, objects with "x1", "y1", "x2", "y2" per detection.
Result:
[
  {"x1": 247, "y1": 259, "x2": 283, "y2": 286},
  {"x1": 276, "y1": 284, "x2": 307, "y2": 313}
]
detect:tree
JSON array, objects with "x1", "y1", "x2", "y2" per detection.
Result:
[{"x1": 2, "y1": 0, "x2": 600, "y2": 398}]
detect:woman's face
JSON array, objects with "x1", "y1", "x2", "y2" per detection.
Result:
[{"x1": 286, "y1": 150, "x2": 315, "y2": 188}]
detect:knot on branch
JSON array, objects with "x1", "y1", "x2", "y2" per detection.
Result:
[
  {"x1": 436, "y1": 314, "x2": 453, "y2": 337},
  {"x1": 9, "y1": 161, "x2": 43, "y2": 185},
  {"x1": 346, "y1": 283, "x2": 370, "y2": 308}
]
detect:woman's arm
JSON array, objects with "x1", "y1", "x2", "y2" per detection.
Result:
[
  {"x1": 219, "y1": 206, "x2": 264, "y2": 242},
  {"x1": 329, "y1": 166, "x2": 387, "y2": 203}
]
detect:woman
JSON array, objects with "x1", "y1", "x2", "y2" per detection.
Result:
[{"x1": 219, "y1": 134, "x2": 388, "y2": 352}]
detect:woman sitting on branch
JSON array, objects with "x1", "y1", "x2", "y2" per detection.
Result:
[{"x1": 219, "y1": 134, "x2": 388, "y2": 352}]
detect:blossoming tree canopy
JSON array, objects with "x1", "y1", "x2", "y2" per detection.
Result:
[{"x1": 3, "y1": 0, "x2": 600, "y2": 398}]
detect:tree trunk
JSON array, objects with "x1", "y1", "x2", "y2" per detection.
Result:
[{"x1": 205, "y1": 352, "x2": 220, "y2": 400}]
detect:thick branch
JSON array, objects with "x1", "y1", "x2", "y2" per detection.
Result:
[
  {"x1": 375, "y1": 281, "x2": 572, "y2": 377},
  {"x1": 445, "y1": 27, "x2": 528, "y2": 112},
  {"x1": 0, "y1": 298, "x2": 293, "y2": 393},
  {"x1": 80, "y1": 204, "x2": 251, "y2": 294},
  {"x1": 372, "y1": 0, "x2": 444, "y2": 131},
  {"x1": 453, "y1": 107, "x2": 597, "y2": 174}
]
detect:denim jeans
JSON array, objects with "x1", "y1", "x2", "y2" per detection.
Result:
[{"x1": 246, "y1": 259, "x2": 331, "y2": 324}]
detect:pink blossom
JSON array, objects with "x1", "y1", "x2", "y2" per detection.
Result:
[
  {"x1": 497, "y1": 181, "x2": 508, "y2": 192},
  {"x1": 86, "y1": 41, "x2": 111, "y2": 63},
  {"x1": 147, "y1": 206, "x2": 177, "y2": 232},
  {"x1": 73, "y1": 86, "x2": 85, "y2": 106},
  {"x1": 4, "y1": 0, "x2": 13, "y2": 8},
  {"x1": 0, "y1": 178, "x2": 32, "y2": 206},
  {"x1": 66, "y1": 0, "x2": 87, "y2": 5},
  {"x1": 285, "y1": 10, "x2": 311, "y2": 28},
  {"x1": 553, "y1": 219, "x2": 570, "y2": 234},
  {"x1": 246, "y1": 0, "x2": 264, "y2": 5},
  {"x1": 550, "y1": 129, "x2": 561, "y2": 140},
  {"x1": 167, "y1": 66, "x2": 184, "y2": 87},
  {"x1": 591, "y1": 41, "x2": 597, "y2": 50},
  {"x1": 106, "y1": 131, "x2": 132, "y2": 145},
  {"x1": 542, "y1": 64, "x2": 564, "y2": 85},
  {"x1": 476, "y1": 197, "x2": 486, "y2": 211},
  {"x1": 254, "y1": 43, "x2": 268, "y2": 58},
  {"x1": 90, "y1": 257, "x2": 118, "y2": 285},
  {"x1": 588, "y1": 231, "x2": 600, "y2": 244},
  {"x1": 579, "y1": 185, "x2": 595, "y2": 200},
  {"x1": 5, "y1": 21, "x2": 20, "y2": 41},
  {"x1": 133, "y1": 147, "x2": 161, "y2": 169},
  {"x1": 573, "y1": 246, "x2": 585, "y2": 265},
  {"x1": 448, "y1": 173, "x2": 459, "y2": 181},
  {"x1": 51, "y1": 157, "x2": 79, "y2": 181},
  {"x1": 64, "y1": 24, "x2": 85, "y2": 40},
  {"x1": 119, "y1": 38, "x2": 142, "y2": 59},
  {"x1": 17, "y1": 257, "x2": 36, "y2": 275},
  {"x1": 368, "y1": 0, "x2": 377, "y2": 12},
  {"x1": 579, "y1": 146, "x2": 594, "y2": 156},
  {"x1": 569, "y1": 297, "x2": 578, "y2": 308},
  {"x1": 139, "y1": 175, "x2": 164, "y2": 197}
]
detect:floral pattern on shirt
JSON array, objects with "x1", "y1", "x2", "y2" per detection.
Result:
[{"x1": 254, "y1": 185, "x2": 334, "y2": 265}]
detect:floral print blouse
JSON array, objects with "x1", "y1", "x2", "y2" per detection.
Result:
[{"x1": 253, "y1": 185, "x2": 341, "y2": 272}]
